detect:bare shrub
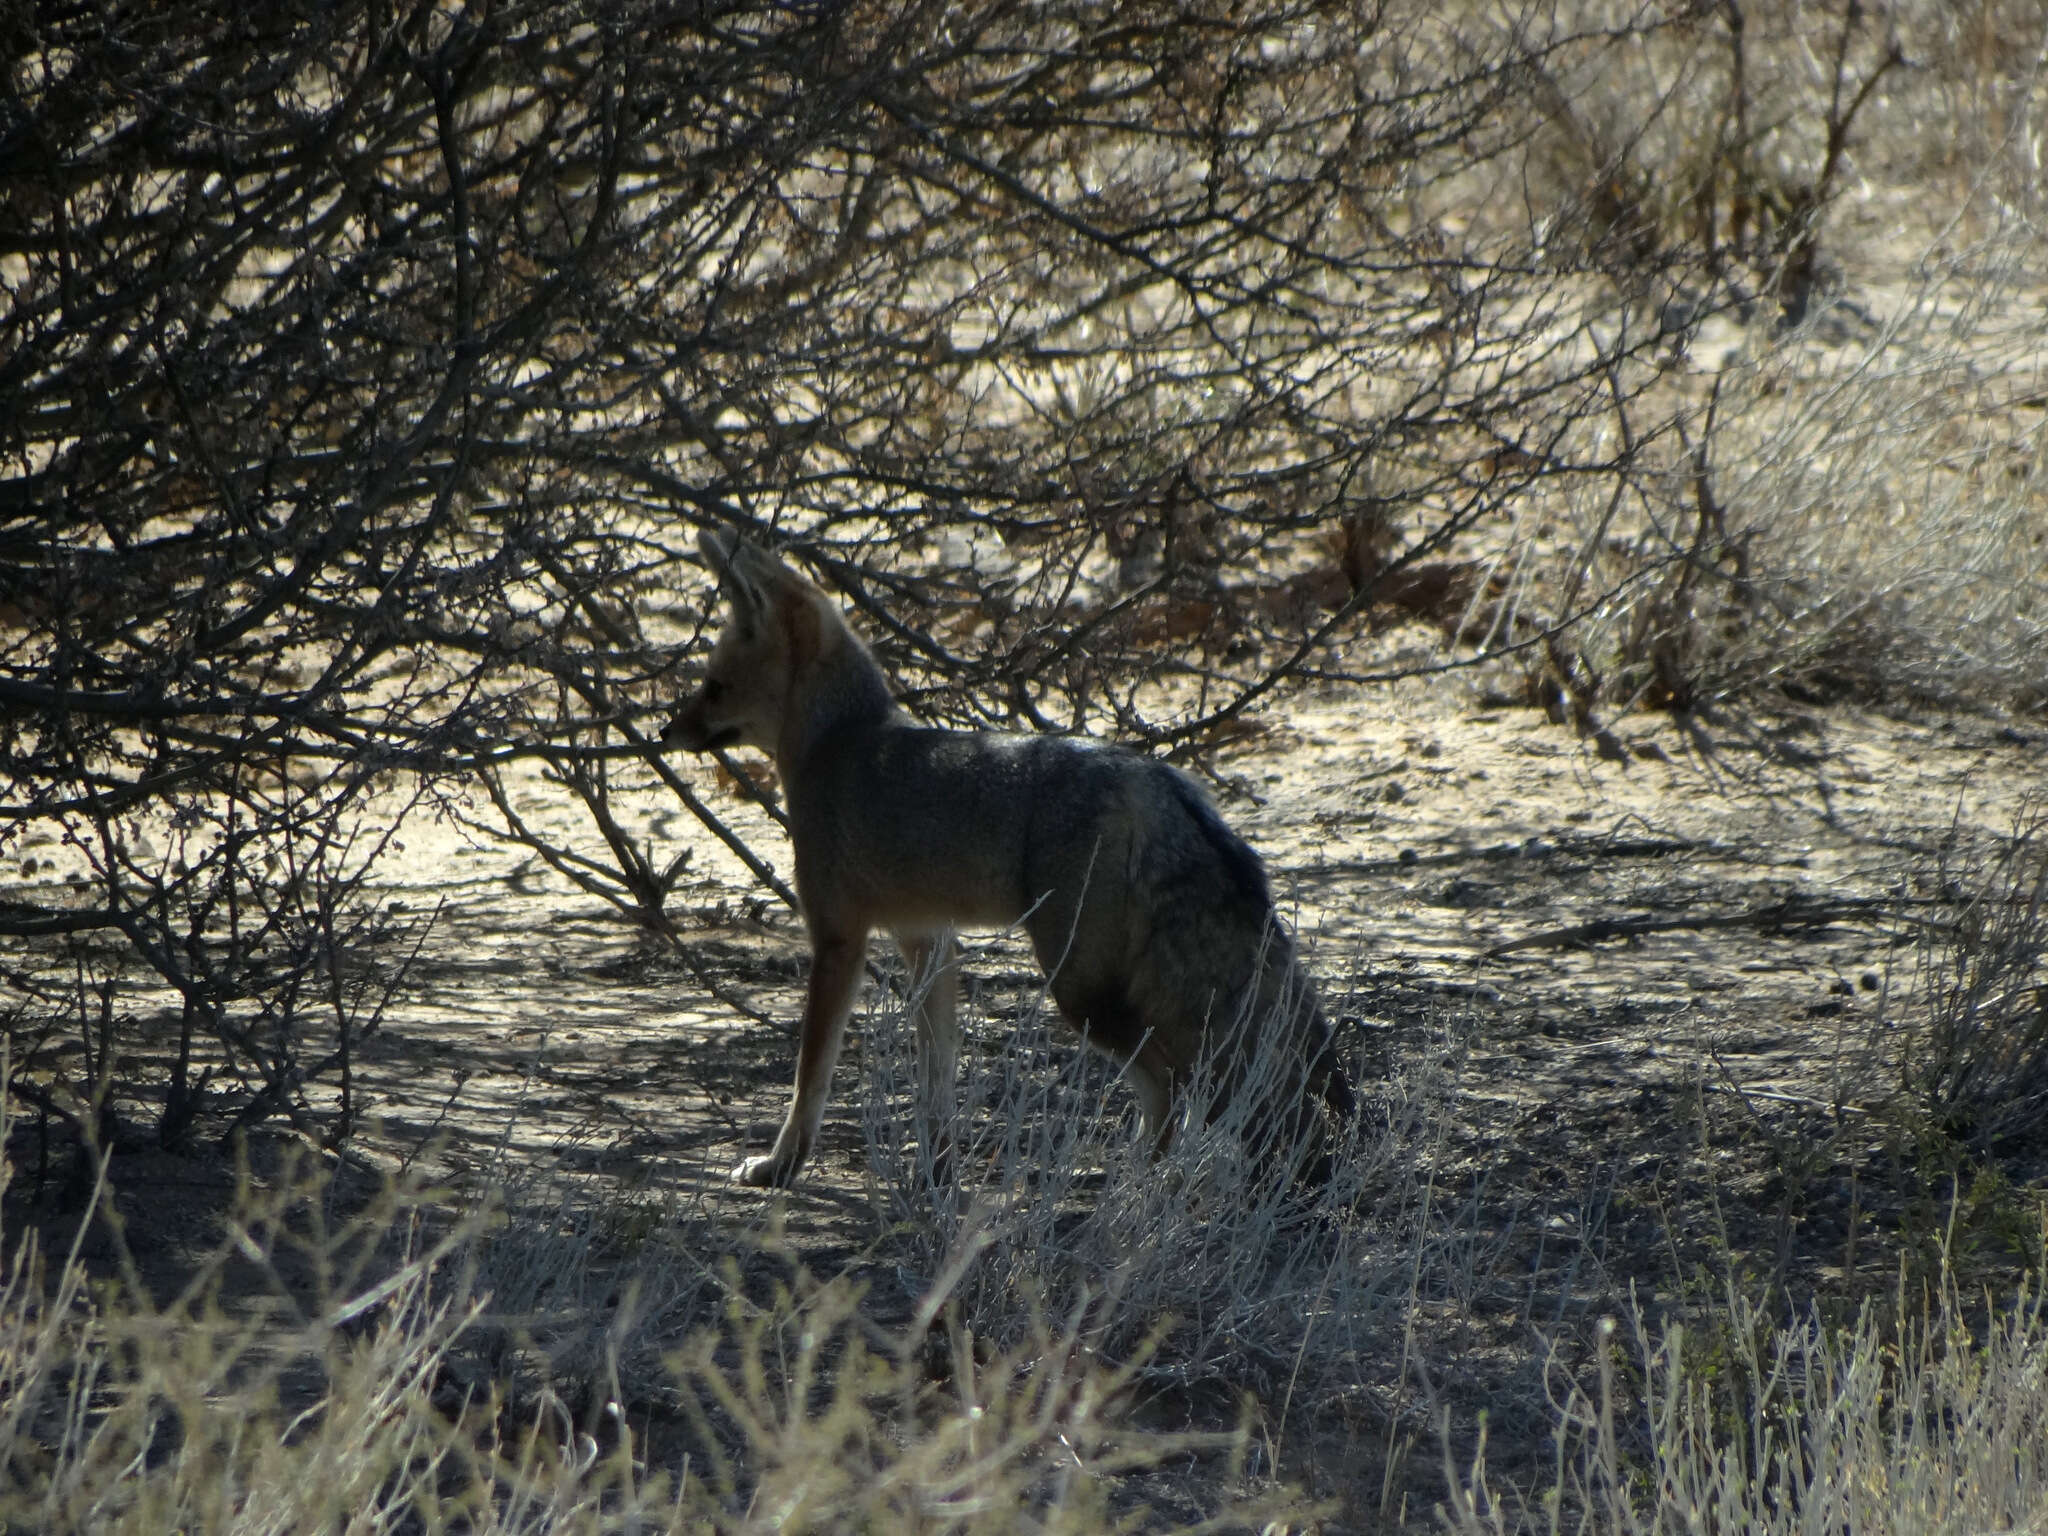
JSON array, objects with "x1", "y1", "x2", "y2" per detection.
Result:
[
  {"x1": 1484, "y1": 0, "x2": 1905, "y2": 320},
  {"x1": 1504, "y1": 228, "x2": 2048, "y2": 720},
  {"x1": 1446, "y1": 2, "x2": 2047, "y2": 721},
  {"x1": 4, "y1": 0, "x2": 1765, "y2": 1150},
  {"x1": 1, "y1": 778, "x2": 439, "y2": 1159}
]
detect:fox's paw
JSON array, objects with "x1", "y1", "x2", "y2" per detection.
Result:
[{"x1": 731, "y1": 1154, "x2": 794, "y2": 1188}]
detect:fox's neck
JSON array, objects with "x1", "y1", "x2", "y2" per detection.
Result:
[{"x1": 775, "y1": 621, "x2": 898, "y2": 780}]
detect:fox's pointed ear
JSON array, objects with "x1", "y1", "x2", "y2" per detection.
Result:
[{"x1": 698, "y1": 528, "x2": 777, "y2": 622}]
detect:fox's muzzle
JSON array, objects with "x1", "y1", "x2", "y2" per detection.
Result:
[{"x1": 661, "y1": 696, "x2": 739, "y2": 752}]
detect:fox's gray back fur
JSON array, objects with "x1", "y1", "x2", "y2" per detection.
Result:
[{"x1": 665, "y1": 530, "x2": 1352, "y2": 1187}]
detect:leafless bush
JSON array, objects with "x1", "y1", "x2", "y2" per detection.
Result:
[
  {"x1": 5, "y1": 0, "x2": 2041, "y2": 1180},
  {"x1": 4, "y1": 0, "x2": 1755, "y2": 1148},
  {"x1": 1486, "y1": 0, "x2": 1906, "y2": 321},
  {"x1": 2, "y1": 776, "x2": 438, "y2": 1163},
  {"x1": 1441, "y1": 2, "x2": 2046, "y2": 722},
  {"x1": 1520, "y1": 241, "x2": 2048, "y2": 720}
]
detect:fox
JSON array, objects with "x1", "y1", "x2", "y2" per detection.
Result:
[{"x1": 662, "y1": 529, "x2": 1355, "y2": 1190}]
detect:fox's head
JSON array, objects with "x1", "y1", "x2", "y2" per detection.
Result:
[{"x1": 663, "y1": 531, "x2": 834, "y2": 756}]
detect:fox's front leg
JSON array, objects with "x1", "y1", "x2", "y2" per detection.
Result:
[{"x1": 736, "y1": 927, "x2": 869, "y2": 1188}]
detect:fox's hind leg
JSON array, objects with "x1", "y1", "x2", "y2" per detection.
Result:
[
  {"x1": 1121, "y1": 1046, "x2": 1178, "y2": 1155},
  {"x1": 736, "y1": 924, "x2": 870, "y2": 1187},
  {"x1": 896, "y1": 930, "x2": 961, "y2": 1189},
  {"x1": 1050, "y1": 978, "x2": 1182, "y2": 1156}
]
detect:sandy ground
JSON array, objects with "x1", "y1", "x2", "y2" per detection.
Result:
[{"x1": 7, "y1": 664, "x2": 2044, "y2": 1524}]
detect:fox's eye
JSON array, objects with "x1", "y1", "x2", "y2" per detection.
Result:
[{"x1": 701, "y1": 678, "x2": 725, "y2": 703}]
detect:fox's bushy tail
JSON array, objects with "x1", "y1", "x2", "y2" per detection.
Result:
[{"x1": 1122, "y1": 770, "x2": 1356, "y2": 1179}]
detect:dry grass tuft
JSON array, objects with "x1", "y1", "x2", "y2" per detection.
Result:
[
  {"x1": 1443, "y1": 1259, "x2": 2048, "y2": 1534},
  {"x1": 0, "y1": 1095, "x2": 1321, "y2": 1533},
  {"x1": 1883, "y1": 803, "x2": 2048, "y2": 1153},
  {"x1": 854, "y1": 953, "x2": 1472, "y2": 1472}
]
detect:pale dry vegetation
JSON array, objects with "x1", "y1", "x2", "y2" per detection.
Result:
[{"x1": 5, "y1": 0, "x2": 2048, "y2": 1529}]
